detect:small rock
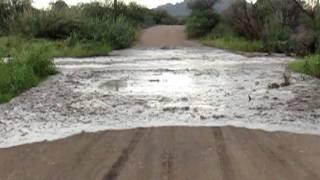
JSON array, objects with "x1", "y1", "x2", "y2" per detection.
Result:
[
  {"x1": 180, "y1": 97, "x2": 189, "y2": 102},
  {"x1": 200, "y1": 115, "x2": 207, "y2": 120},
  {"x1": 161, "y1": 46, "x2": 170, "y2": 50},
  {"x1": 181, "y1": 106, "x2": 190, "y2": 111},
  {"x1": 212, "y1": 114, "x2": 225, "y2": 119},
  {"x1": 235, "y1": 115, "x2": 244, "y2": 119},
  {"x1": 149, "y1": 79, "x2": 160, "y2": 82},
  {"x1": 268, "y1": 83, "x2": 280, "y2": 89}
]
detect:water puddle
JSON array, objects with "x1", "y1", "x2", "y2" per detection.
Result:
[
  {"x1": 100, "y1": 80, "x2": 128, "y2": 92},
  {"x1": 100, "y1": 72, "x2": 196, "y2": 96}
]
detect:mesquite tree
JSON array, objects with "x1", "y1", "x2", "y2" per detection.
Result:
[{"x1": 186, "y1": 0, "x2": 219, "y2": 10}]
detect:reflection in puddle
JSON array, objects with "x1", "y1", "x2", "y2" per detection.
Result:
[
  {"x1": 100, "y1": 72, "x2": 197, "y2": 96},
  {"x1": 100, "y1": 80, "x2": 127, "y2": 92}
]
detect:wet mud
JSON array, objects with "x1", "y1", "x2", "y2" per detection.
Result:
[{"x1": 0, "y1": 47, "x2": 320, "y2": 148}]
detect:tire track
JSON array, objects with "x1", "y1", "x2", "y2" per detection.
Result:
[
  {"x1": 161, "y1": 152, "x2": 174, "y2": 180},
  {"x1": 102, "y1": 129, "x2": 145, "y2": 180},
  {"x1": 254, "y1": 137, "x2": 320, "y2": 180},
  {"x1": 212, "y1": 128, "x2": 235, "y2": 180}
]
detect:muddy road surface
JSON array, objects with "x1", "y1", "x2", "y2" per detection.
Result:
[{"x1": 1, "y1": 25, "x2": 320, "y2": 180}]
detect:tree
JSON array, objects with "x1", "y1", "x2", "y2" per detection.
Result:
[
  {"x1": 114, "y1": 0, "x2": 118, "y2": 16},
  {"x1": 185, "y1": 0, "x2": 220, "y2": 38},
  {"x1": 186, "y1": 9, "x2": 220, "y2": 37},
  {"x1": 186, "y1": 0, "x2": 219, "y2": 10},
  {"x1": 50, "y1": 0, "x2": 69, "y2": 11}
]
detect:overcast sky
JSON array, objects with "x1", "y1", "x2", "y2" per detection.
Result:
[{"x1": 32, "y1": 0, "x2": 184, "y2": 9}]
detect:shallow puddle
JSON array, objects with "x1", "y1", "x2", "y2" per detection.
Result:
[{"x1": 100, "y1": 72, "x2": 197, "y2": 96}]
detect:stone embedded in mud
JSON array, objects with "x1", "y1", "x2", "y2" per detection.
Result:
[
  {"x1": 149, "y1": 79, "x2": 160, "y2": 82},
  {"x1": 159, "y1": 97, "x2": 171, "y2": 102},
  {"x1": 268, "y1": 83, "x2": 280, "y2": 89},
  {"x1": 179, "y1": 97, "x2": 189, "y2": 102},
  {"x1": 160, "y1": 46, "x2": 171, "y2": 50},
  {"x1": 212, "y1": 114, "x2": 226, "y2": 119},
  {"x1": 163, "y1": 106, "x2": 190, "y2": 113},
  {"x1": 200, "y1": 115, "x2": 207, "y2": 120}
]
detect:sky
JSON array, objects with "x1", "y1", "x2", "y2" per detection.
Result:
[{"x1": 32, "y1": 0, "x2": 184, "y2": 9}]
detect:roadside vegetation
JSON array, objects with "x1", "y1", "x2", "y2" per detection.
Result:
[
  {"x1": 289, "y1": 55, "x2": 320, "y2": 78},
  {"x1": 0, "y1": 46, "x2": 56, "y2": 103},
  {"x1": 0, "y1": 0, "x2": 178, "y2": 103},
  {"x1": 186, "y1": 0, "x2": 320, "y2": 78},
  {"x1": 202, "y1": 36, "x2": 263, "y2": 53}
]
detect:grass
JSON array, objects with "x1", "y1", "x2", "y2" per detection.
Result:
[
  {"x1": 0, "y1": 45, "x2": 57, "y2": 103},
  {"x1": 0, "y1": 37, "x2": 112, "y2": 58},
  {"x1": 0, "y1": 36, "x2": 113, "y2": 103},
  {"x1": 201, "y1": 36, "x2": 264, "y2": 53},
  {"x1": 288, "y1": 55, "x2": 320, "y2": 78}
]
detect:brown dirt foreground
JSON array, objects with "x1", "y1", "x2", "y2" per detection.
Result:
[
  {"x1": 1, "y1": 127, "x2": 320, "y2": 180},
  {"x1": 1, "y1": 26, "x2": 320, "y2": 180}
]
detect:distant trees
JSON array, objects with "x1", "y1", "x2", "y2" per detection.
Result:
[
  {"x1": 186, "y1": 0, "x2": 219, "y2": 10},
  {"x1": 221, "y1": 0, "x2": 320, "y2": 54},
  {"x1": 0, "y1": 0, "x2": 33, "y2": 33},
  {"x1": 186, "y1": 0, "x2": 220, "y2": 37},
  {"x1": 50, "y1": 0, "x2": 69, "y2": 11}
]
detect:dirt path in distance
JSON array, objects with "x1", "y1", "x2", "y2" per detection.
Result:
[{"x1": 135, "y1": 25, "x2": 201, "y2": 48}]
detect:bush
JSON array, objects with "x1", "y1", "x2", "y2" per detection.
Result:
[
  {"x1": 202, "y1": 36, "x2": 263, "y2": 52},
  {"x1": 263, "y1": 25, "x2": 293, "y2": 53},
  {"x1": 0, "y1": 46, "x2": 57, "y2": 103},
  {"x1": 224, "y1": 1, "x2": 263, "y2": 40},
  {"x1": 24, "y1": 47, "x2": 56, "y2": 78},
  {"x1": 152, "y1": 10, "x2": 178, "y2": 25},
  {"x1": 289, "y1": 54, "x2": 320, "y2": 78},
  {"x1": 291, "y1": 26, "x2": 317, "y2": 55},
  {"x1": 186, "y1": 10, "x2": 219, "y2": 38},
  {"x1": 85, "y1": 16, "x2": 136, "y2": 49},
  {"x1": 208, "y1": 22, "x2": 235, "y2": 38}
]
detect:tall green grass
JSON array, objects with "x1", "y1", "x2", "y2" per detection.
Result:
[
  {"x1": 289, "y1": 55, "x2": 320, "y2": 78},
  {"x1": 0, "y1": 46, "x2": 57, "y2": 103},
  {"x1": 0, "y1": 37, "x2": 112, "y2": 58},
  {"x1": 201, "y1": 36, "x2": 264, "y2": 53}
]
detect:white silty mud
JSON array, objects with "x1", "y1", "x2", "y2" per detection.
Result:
[{"x1": 0, "y1": 47, "x2": 320, "y2": 148}]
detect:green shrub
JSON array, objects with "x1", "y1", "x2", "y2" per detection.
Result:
[
  {"x1": 0, "y1": 60, "x2": 38, "y2": 103},
  {"x1": 263, "y1": 24, "x2": 293, "y2": 53},
  {"x1": 86, "y1": 16, "x2": 136, "y2": 49},
  {"x1": 24, "y1": 47, "x2": 56, "y2": 78},
  {"x1": 186, "y1": 10, "x2": 219, "y2": 38},
  {"x1": 289, "y1": 55, "x2": 320, "y2": 78},
  {"x1": 0, "y1": 46, "x2": 57, "y2": 103},
  {"x1": 202, "y1": 36, "x2": 264, "y2": 52},
  {"x1": 208, "y1": 22, "x2": 235, "y2": 38},
  {"x1": 51, "y1": 41, "x2": 112, "y2": 57}
]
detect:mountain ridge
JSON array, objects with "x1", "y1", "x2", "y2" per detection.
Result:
[{"x1": 155, "y1": 0, "x2": 236, "y2": 17}]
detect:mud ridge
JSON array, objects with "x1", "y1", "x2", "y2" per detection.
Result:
[
  {"x1": 161, "y1": 152, "x2": 175, "y2": 180},
  {"x1": 212, "y1": 128, "x2": 235, "y2": 180},
  {"x1": 102, "y1": 129, "x2": 145, "y2": 180}
]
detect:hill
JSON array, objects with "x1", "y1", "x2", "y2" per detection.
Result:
[{"x1": 155, "y1": 0, "x2": 235, "y2": 17}]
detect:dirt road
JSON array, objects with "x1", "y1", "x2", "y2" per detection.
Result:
[
  {"x1": 135, "y1": 25, "x2": 200, "y2": 48},
  {"x1": 1, "y1": 25, "x2": 320, "y2": 180},
  {"x1": 1, "y1": 127, "x2": 320, "y2": 180}
]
